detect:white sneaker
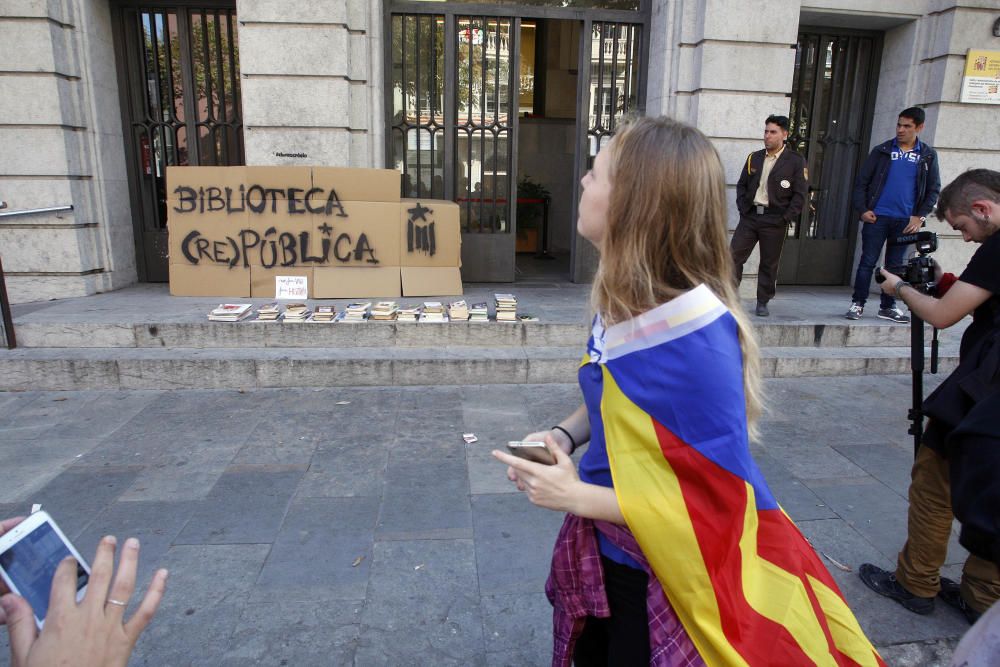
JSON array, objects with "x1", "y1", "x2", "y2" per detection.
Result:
[{"x1": 845, "y1": 303, "x2": 864, "y2": 320}]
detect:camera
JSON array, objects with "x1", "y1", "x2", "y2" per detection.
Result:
[{"x1": 874, "y1": 231, "x2": 938, "y2": 294}]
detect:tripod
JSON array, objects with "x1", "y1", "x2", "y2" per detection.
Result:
[{"x1": 907, "y1": 312, "x2": 939, "y2": 456}]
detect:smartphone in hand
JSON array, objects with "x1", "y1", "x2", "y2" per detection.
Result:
[
  {"x1": 0, "y1": 510, "x2": 91, "y2": 629},
  {"x1": 506, "y1": 441, "x2": 556, "y2": 465}
]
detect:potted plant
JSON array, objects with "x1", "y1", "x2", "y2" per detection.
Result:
[{"x1": 516, "y1": 175, "x2": 550, "y2": 253}]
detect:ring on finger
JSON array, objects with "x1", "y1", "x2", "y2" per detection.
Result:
[{"x1": 106, "y1": 598, "x2": 128, "y2": 607}]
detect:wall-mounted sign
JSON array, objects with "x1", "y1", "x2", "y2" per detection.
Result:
[
  {"x1": 166, "y1": 166, "x2": 462, "y2": 298},
  {"x1": 959, "y1": 49, "x2": 1000, "y2": 105}
]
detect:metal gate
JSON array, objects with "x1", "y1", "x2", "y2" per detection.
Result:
[
  {"x1": 386, "y1": 2, "x2": 648, "y2": 283},
  {"x1": 112, "y1": 2, "x2": 244, "y2": 282},
  {"x1": 388, "y1": 13, "x2": 519, "y2": 281},
  {"x1": 572, "y1": 19, "x2": 644, "y2": 282},
  {"x1": 780, "y1": 29, "x2": 882, "y2": 285}
]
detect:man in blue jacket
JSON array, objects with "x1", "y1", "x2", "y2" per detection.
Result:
[{"x1": 846, "y1": 107, "x2": 941, "y2": 322}]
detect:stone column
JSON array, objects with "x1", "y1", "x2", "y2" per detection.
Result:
[
  {"x1": 911, "y1": 0, "x2": 1000, "y2": 270},
  {"x1": 237, "y1": 0, "x2": 383, "y2": 168},
  {"x1": 0, "y1": 0, "x2": 135, "y2": 303},
  {"x1": 645, "y1": 0, "x2": 800, "y2": 296}
]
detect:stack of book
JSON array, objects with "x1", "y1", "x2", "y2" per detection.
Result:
[
  {"x1": 311, "y1": 305, "x2": 336, "y2": 322},
  {"x1": 495, "y1": 293, "x2": 518, "y2": 322},
  {"x1": 469, "y1": 302, "x2": 489, "y2": 322},
  {"x1": 343, "y1": 302, "x2": 371, "y2": 322},
  {"x1": 419, "y1": 301, "x2": 448, "y2": 323},
  {"x1": 255, "y1": 303, "x2": 281, "y2": 322},
  {"x1": 208, "y1": 303, "x2": 253, "y2": 322},
  {"x1": 282, "y1": 303, "x2": 310, "y2": 323},
  {"x1": 397, "y1": 304, "x2": 421, "y2": 323},
  {"x1": 448, "y1": 300, "x2": 469, "y2": 322},
  {"x1": 371, "y1": 301, "x2": 399, "y2": 321}
]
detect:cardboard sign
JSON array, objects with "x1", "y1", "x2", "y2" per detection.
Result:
[
  {"x1": 275, "y1": 275, "x2": 309, "y2": 300},
  {"x1": 166, "y1": 166, "x2": 463, "y2": 298}
]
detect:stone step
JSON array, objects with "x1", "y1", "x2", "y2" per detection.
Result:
[
  {"x1": 0, "y1": 344, "x2": 959, "y2": 391},
  {"x1": 12, "y1": 319, "x2": 936, "y2": 349}
]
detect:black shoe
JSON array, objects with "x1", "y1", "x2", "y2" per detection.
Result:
[
  {"x1": 858, "y1": 563, "x2": 934, "y2": 615},
  {"x1": 755, "y1": 302, "x2": 769, "y2": 317},
  {"x1": 938, "y1": 577, "x2": 982, "y2": 625}
]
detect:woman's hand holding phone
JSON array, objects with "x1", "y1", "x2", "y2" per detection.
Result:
[
  {"x1": 0, "y1": 517, "x2": 26, "y2": 606},
  {"x1": 1, "y1": 531, "x2": 168, "y2": 667},
  {"x1": 493, "y1": 440, "x2": 583, "y2": 514}
]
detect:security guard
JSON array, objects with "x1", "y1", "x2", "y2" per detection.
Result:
[{"x1": 731, "y1": 115, "x2": 809, "y2": 316}]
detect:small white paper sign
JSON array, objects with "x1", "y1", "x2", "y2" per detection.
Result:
[{"x1": 275, "y1": 275, "x2": 308, "y2": 300}]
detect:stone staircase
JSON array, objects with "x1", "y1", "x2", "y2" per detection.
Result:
[{"x1": 0, "y1": 314, "x2": 959, "y2": 391}]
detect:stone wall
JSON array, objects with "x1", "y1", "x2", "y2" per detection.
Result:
[
  {"x1": 236, "y1": 0, "x2": 382, "y2": 169},
  {"x1": 1, "y1": 0, "x2": 997, "y2": 302},
  {"x1": 0, "y1": 0, "x2": 135, "y2": 304},
  {"x1": 915, "y1": 0, "x2": 1000, "y2": 272}
]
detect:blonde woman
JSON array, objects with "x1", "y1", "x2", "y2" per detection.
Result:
[{"x1": 493, "y1": 117, "x2": 883, "y2": 666}]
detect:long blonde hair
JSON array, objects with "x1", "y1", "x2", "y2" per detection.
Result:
[{"x1": 590, "y1": 116, "x2": 764, "y2": 437}]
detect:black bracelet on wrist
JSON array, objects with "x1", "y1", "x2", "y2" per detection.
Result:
[{"x1": 551, "y1": 425, "x2": 578, "y2": 454}]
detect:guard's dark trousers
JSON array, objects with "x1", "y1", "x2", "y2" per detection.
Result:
[{"x1": 730, "y1": 211, "x2": 786, "y2": 304}]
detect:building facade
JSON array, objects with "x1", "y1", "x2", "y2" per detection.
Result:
[{"x1": 1, "y1": 0, "x2": 998, "y2": 303}]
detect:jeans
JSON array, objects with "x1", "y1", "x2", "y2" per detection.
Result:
[{"x1": 851, "y1": 216, "x2": 910, "y2": 310}]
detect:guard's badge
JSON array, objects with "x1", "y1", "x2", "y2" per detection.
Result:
[{"x1": 780, "y1": 179, "x2": 791, "y2": 189}]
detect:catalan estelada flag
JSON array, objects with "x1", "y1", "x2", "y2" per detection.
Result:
[{"x1": 597, "y1": 285, "x2": 884, "y2": 666}]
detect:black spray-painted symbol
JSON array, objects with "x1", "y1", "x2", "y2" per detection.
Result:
[{"x1": 406, "y1": 202, "x2": 436, "y2": 256}]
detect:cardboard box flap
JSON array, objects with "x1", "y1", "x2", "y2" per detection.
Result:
[
  {"x1": 401, "y1": 266, "x2": 463, "y2": 297},
  {"x1": 312, "y1": 167, "x2": 401, "y2": 203},
  {"x1": 169, "y1": 263, "x2": 250, "y2": 297},
  {"x1": 314, "y1": 266, "x2": 402, "y2": 298}
]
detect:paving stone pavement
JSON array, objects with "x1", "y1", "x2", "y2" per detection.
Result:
[{"x1": 0, "y1": 375, "x2": 976, "y2": 666}]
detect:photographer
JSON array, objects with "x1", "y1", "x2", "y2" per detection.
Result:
[{"x1": 859, "y1": 169, "x2": 1000, "y2": 624}]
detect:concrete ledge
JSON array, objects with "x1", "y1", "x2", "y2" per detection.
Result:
[
  {"x1": 0, "y1": 356, "x2": 119, "y2": 390},
  {"x1": 393, "y1": 322, "x2": 524, "y2": 348},
  {"x1": 11, "y1": 319, "x2": 928, "y2": 350},
  {"x1": 763, "y1": 346, "x2": 960, "y2": 378},
  {"x1": 117, "y1": 350, "x2": 258, "y2": 390},
  {"x1": 0, "y1": 344, "x2": 961, "y2": 391},
  {"x1": 258, "y1": 359, "x2": 394, "y2": 388},
  {"x1": 16, "y1": 322, "x2": 136, "y2": 347}
]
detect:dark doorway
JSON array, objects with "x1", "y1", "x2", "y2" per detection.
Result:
[
  {"x1": 112, "y1": 2, "x2": 244, "y2": 282},
  {"x1": 780, "y1": 28, "x2": 882, "y2": 285}
]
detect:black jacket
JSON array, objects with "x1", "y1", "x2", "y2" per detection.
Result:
[
  {"x1": 924, "y1": 321, "x2": 1000, "y2": 566},
  {"x1": 735, "y1": 146, "x2": 808, "y2": 224},
  {"x1": 850, "y1": 138, "x2": 941, "y2": 217},
  {"x1": 948, "y1": 388, "x2": 1000, "y2": 566}
]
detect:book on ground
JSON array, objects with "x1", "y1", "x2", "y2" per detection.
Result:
[
  {"x1": 344, "y1": 302, "x2": 371, "y2": 322},
  {"x1": 469, "y1": 302, "x2": 489, "y2": 322},
  {"x1": 448, "y1": 300, "x2": 469, "y2": 322},
  {"x1": 255, "y1": 302, "x2": 281, "y2": 321},
  {"x1": 397, "y1": 304, "x2": 421, "y2": 322},
  {"x1": 419, "y1": 301, "x2": 448, "y2": 323},
  {"x1": 208, "y1": 303, "x2": 253, "y2": 322},
  {"x1": 310, "y1": 305, "x2": 337, "y2": 322},
  {"x1": 494, "y1": 293, "x2": 518, "y2": 322},
  {"x1": 282, "y1": 303, "x2": 310, "y2": 322},
  {"x1": 371, "y1": 301, "x2": 399, "y2": 321}
]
